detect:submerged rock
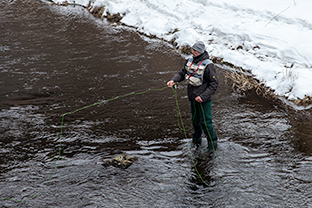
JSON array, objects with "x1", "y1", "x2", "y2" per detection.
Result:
[{"x1": 102, "y1": 154, "x2": 138, "y2": 169}]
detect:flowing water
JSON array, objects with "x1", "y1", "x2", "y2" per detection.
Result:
[{"x1": 1, "y1": 1, "x2": 312, "y2": 207}]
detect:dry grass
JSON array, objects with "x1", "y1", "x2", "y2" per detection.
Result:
[
  {"x1": 225, "y1": 68, "x2": 312, "y2": 107},
  {"x1": 294, "y1": 95, "x2": 312, "y2": 106},
  {"x1": 88, "y1": 6, "x2": 105, "y2": 18},
  {"x1": 225, "y1": 68, "x2": 278, "y2": 101}
]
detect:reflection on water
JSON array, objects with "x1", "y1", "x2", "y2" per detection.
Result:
[{"x1": 0, "y1": 0, "x2": 312, "y2": 207}]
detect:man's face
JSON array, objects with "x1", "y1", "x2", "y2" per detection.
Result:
[{"x1": 191, "y1": 49, "x2": 201, "y2": 57}]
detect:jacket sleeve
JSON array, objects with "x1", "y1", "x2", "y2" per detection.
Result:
[
  {"x1": 200, "y1": 64, "x2": 218, "y2": 102},
  {"x1": 171, "y1": 61, "x2": 188, "y2": 83}
]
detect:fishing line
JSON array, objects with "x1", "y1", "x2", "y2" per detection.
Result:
[
  {"x1": 0, "y1": 86, "x2": 167, "y2": 203},
  {"x1": 172, "y1": 87, "x2": 223, "y2": 185},
  {"x1": 1, "y1": 84, "x2": 220, "y2": 202},
  {"x1": 200, "y1": 103, "x2": 223, "y2": 183},
  {"x1": 172, "y1": 88, "x2": 209, "y2": 186},
  {"x1": 172, "y1": 88, "x2": 194, "y2": 132}
]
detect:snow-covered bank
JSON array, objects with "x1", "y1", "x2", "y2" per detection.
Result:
[{"x1": 50, "y1": 0, "x2": 312, "y2": 106}]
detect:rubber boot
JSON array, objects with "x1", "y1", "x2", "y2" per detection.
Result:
[
  {"x1": 207, "y1": 138, "x2": 217, "y2": 152},
  {"x1": 192, "y1": 135, "x2": 202, "y2": 147}
]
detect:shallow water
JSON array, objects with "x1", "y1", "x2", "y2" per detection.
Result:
[{"x1": 1, "y1": 1, "x2": 312, "y2": 207}]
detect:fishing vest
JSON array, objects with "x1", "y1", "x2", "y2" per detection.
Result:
[{"x1": 185, "y1": 57, "x2": 213, "y2": 86}]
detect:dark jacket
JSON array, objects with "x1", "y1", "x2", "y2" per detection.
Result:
[{"x1": 172, "y1": 51, "x2": 218, "y2": 102}]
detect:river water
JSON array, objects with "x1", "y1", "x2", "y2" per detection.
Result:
[{"x1": 1, "y1": 0, "x2": 312, "y2": 207}]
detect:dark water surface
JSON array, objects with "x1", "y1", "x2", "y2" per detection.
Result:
[{"x1": 1, "y1": 0, "x2": 312, "y2": 207}]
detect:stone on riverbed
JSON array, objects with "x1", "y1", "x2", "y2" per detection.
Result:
[{"x1": 102, "y1": 154, "x2": 138, "y2": 169}]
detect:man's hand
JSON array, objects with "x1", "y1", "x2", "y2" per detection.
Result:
[
  {"x1": 195, "y1": 96, "x2": 203, "y2": 103},
  {"x1": 167, "y1": 80, "x2": 175, "y2": 88}
]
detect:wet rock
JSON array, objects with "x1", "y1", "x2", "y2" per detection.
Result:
[
  {"x1": 253, "y1": 45, "x2": 260, "y2": 50},
  {"x1": 236, "y1": 45, "x2": 243, "y2": 50},
  {"x1": 102, "y1": 154, "x2": 138, "y2": 169}
]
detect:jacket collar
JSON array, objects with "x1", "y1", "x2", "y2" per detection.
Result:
[{"x1": 192, "y1": 51, "x2": 209, "y2": 64}]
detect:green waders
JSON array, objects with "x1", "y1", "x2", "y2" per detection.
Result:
[{"x1": 191, "y1": 101, "x2": 217, "y2": 149}]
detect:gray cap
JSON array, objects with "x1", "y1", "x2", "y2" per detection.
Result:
[{"x1": 192, "y1": 41, "x2": 205, "y2": 54}]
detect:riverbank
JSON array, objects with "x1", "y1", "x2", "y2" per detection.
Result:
[
  {"x1": 48, "y1": 0, "x2": 312, "y2": 109},
  {"x1": 1, "y1": 1, "x2": 312, "y2": 207}
]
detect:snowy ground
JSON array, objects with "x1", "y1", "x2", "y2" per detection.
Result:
[{"x1": 51, "y1": 0, "x2": 312, "y2": 107}]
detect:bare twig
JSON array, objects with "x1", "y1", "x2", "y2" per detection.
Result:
[{"x1": 265, "y1": 6, "x2": 290, "y2": 27}]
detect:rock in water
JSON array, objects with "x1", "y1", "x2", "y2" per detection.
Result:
[{"x1": 102, "y1": 154, "x2": 138, "y2": 169}]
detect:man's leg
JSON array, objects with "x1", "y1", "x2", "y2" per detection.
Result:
[
  {"x1": 191, "y1": 101, "x2": 202, "y2": 145},
  {"x1": 200, "y1": 101, "x2": 218, "y2": 149}
]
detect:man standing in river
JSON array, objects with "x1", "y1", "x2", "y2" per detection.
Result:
[{"x1": 167, "y1": 41, "x2": 218, "y2": 150}]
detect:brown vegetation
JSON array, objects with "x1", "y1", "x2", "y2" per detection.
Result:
[
  {"x1": 177, "y1": 45, "x2": 192, "y2": 54},
  {"x1": 224, "y1": 68, "x2": 276, "y2": 98},
  {"x1": 294, "y1": 95, "x2": 312, "y2": 106},
  {"x1": 50, "y1": 0, "x2": 69, "y2": 6},
  {"x1": 88, "y1": 6, "x2": 105, "y2": 18},
  {"x1": 224, "y1": 68, "x2": 312, "y2": 107}
]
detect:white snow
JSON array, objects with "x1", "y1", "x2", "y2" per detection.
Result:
[{"x1": 51, "y1": 0, "x2": 312, "y2": 102}]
